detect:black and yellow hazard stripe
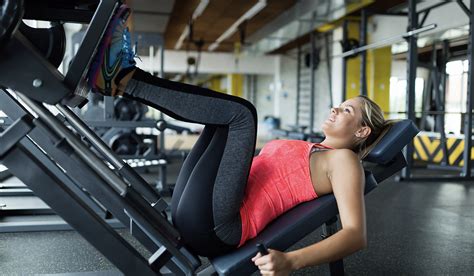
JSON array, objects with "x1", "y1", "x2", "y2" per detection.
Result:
[{"x1": 413, "y1": 133, "x2": 472, "y2": 166}]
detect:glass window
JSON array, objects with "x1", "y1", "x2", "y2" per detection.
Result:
[
  {"x1": 445, "y1": 59, "x2": 468, "y2": 134},
  {"x1": 389, "y1": 77, "x2": 424, "y2": 120}
]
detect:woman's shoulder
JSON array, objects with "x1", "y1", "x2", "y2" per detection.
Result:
[{"x1": 325, "y1": 148, "x2": 361, "y2": 165}]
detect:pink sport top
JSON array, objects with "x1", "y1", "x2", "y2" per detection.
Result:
[{"x1": 238, "y1": 140, "x2": 332, "y2": 246}]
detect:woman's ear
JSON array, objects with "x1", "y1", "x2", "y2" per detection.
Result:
[{"x1": 356, "y1": 126, "x2": 371, "y2": 139}]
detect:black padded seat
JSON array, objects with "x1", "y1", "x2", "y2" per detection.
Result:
[
  {"x1": 209, "y1": 120, "x2": 419, "y2": 275},
  {"x1": 210, "y1": 172, "x2": 377, "y2": 275}
]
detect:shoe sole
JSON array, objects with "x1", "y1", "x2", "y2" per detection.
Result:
[{"x1": 88, "y1": 4, "x2": 130, "y2": 94}]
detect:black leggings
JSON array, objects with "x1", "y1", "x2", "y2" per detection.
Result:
[{"x1": 123, "y1": 69, "x2": 257, "y2": 257}]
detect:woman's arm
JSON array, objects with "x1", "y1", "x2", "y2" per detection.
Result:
[{"x1": 253, "y1": 149, "x2": 367, "y2": 275}]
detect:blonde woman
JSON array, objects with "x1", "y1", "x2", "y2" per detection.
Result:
[{"x1": 87, "y1": 5, "x2": 393, "y2": 275}]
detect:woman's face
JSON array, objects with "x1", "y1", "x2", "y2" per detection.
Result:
[{"x1": 321, "y1": 98, "x2": 365, "y2": 140}]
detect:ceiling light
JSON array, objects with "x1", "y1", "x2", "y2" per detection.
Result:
[
  {"x1": 208, "y1": 0, "x2": 266, "y2": 51},
  {"x1": 175, "y1": 0, "x2": 210, "y2": 50}
]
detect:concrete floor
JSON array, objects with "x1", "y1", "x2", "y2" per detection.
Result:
[{"x1": 0, "y1": 168, "x2": 473, "y2": 275}]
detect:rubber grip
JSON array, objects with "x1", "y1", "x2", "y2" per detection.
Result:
[{"x1": 256, "y1": 243, "x2": 269, "y2": 255}]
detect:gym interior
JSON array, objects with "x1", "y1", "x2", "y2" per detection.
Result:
[{"x1": 0, "y1": 0, "x2": 473, "y2": 275}]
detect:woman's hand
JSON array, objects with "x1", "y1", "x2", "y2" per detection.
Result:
[{"x1": 252, "y1": 249, "x2": 294, "y2": 276}]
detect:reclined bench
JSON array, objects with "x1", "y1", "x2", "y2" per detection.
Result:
[
  {"x1": 207, "y1": 120, "x2": 418, "y2": 275},
  {"x1": 0, "y1": 1, "x2": 419, "y2": 275}
]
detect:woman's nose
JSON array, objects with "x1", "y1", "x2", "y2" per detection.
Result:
[{"x1": 331, "y1": 107, "x2": 337, "y2": 114}]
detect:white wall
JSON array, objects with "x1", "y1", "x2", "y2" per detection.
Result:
[
  {"x1": 253, "y1": 38, "x2": 335, "y2": 133},
  {"x1": 138, "y1": 50, "x2": 277, "y2": 75},
  {"x1": 278, "y1": 55, "x2": 298, "y2": 128},
  {"x1": 255, "y1": 75, "x2": 275, "y2": 122}
]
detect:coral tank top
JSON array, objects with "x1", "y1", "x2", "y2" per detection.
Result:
[{"x1": 239, "y1": 140, "x2": 332, "y2": 246}]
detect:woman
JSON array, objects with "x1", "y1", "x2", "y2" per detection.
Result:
[{"x1": 87, "y1": 5, "x2": 392, "y2": 275}]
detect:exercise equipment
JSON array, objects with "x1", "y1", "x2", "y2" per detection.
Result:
[
  {"x1": 205, "y1": 120, "x2": 418, "y2": 275},
  {"x1": 19, "y1": 22, "x2": 66, "y2": 68},
  {"x1": 113, "y1": 98, "x2": 148, "y2": 121},
  {"x1": 80, "y1": 94, "x2": 191, "y2": 195},
  {"x1": 335, "y1": 23, "x2": 437, "y2": 59},
  {"x1": 0, "y1": 0, "x2": 24, "y2": 49},
  {"x1": 256, "y1": 243, "x2": 269, "y2": 255},
  {"x1": 0, "y1": 165, "x2": 12, "y2": 182},
  {"x1": 101, "y1": 128, "x2": 142, "y2": 156},
  {"x1": 0, "y1": 1, "x2": 419, "y2": 274}
]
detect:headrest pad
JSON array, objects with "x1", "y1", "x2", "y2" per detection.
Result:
[{"x1": 363, "y1": 119, "x2": 419, "y2": 164}]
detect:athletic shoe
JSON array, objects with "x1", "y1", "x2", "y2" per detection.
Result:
[{"x1": 88, "y1": 4, "x2": 136, "y2": 96}]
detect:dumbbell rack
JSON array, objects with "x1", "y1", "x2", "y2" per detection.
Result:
[{"x1": 80, "y1": 95, "x2": 173, "y2": 196}]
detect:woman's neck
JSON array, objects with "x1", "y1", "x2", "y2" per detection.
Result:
[{"x1": 320, "y1": 137, "x2": 354, "y2": 150}]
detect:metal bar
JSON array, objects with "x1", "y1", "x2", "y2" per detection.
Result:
[
  {"x1": 16, "y1": 94, "x2": 128, "y2": 195},
  {"x1": 309, "y1": 30, "x2": 316, "y2": 133},
  {"x1": 335, "y1": 24, "x2": 436, "y2": 59},
  {"x1": 360, "y1": 9, "x2": 368, "y2": 96},
  {"x1": 399, "y1": 176, "x2": 474, "y2": 182},
  {"x1": 323, "y1": 217, "x2": 344, "y2": 276},
  {"x1": 1, "y1": 146, "x2": 156, "y2": 275},
  {"x1": 403, "y1": 0, "x2": 418, "y2": 179},
  {"x1": 58, "y1": 105, "x2": 124, "y2": 169},
  {"x1": 55, "y1": 104, "x2": 164, "y2": 207},
  {"x1": 0, "y1": 116, "x2": 34, "y2": 157},
  {"x1": 431, "y1": 48, "x2": 448, "y2": 165},
  {"x1": 440, "y1": 40, "x2": 449, "y2": 165},
  {"x1": 104, "y1": 96, "x2": 115, "y2": 120},
  {"x1": 5, "y1": 93, "x2": 195, "y2": 273},
  {"x1": 157, "y1": 44, "x2": 170, "y2": 196},
  {"x1": 419, "y1": 9, "x2": 430, "y2": 27},
  {"x1": 457, "y1": 0, "x2": 471, "y2": 16},
  {"x1": 84, "y1": 120, "x2": 158, "y2": 128},
  {"x1": 159, "y1": 45, "x2": 165, "y2": 141},
  {"x1": 376, "y1": 12, "x2": 409, "y2": 16},
  {"x1": 22, "y1": 131, "x2": 108, "y2": 217},
  {"x1": 462, "y1": 0, "x2": 474, "y2": 177},
  {"x1": 0, "y1": 218, "x2": 123, "y2": 233},
  {"x1": 0, "y1": 169, "x2": 13, "y2": 182},
  {"x1": 296, "y1": 46, "x2": 301, "y2": 126}
]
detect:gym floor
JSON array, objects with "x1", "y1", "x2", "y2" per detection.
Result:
[{"x1": 1, "y1": 165, "x2": 473, "y2": 276}]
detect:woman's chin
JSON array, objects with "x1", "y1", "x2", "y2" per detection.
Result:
[
  {"x1": 322, "y1": 119, "x2": 333, "y2": 127},
  {"x1": 321, "y1": 122, "x2": 329, "y2": 132}
]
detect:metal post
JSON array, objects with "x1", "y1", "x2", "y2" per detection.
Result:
[
  {"x1": 342, "y1": 20, "x2": 348, "y2": 101},
  {"x1": 324, "y1": 32, "x2": 334, "y2": 108},
  {"x1": 462, "y1": 0, "x2": 474, "y2": 177},
  {"x1": 296, "y1": 46, "x2": 301, "y2": 126},
  {"x1": 403, "y1": 0, "x2": 418, "y2": 179},
  {"x1": 419, "y1": 62, "x2": 432, "y2": 131},
  {"x1": 158, "y1": 44, "x2": 169, "y2": 195},
  {"x1": 323, "y1": 217, "x2": 344, "y2": 275},
  {"x1": 360, "y1": 9, "x2": 368, "y2": 96},
  {"x1": 309, "y1": 30, "x2": 316, "y2": 133},
  {"x1": 104, "y1": 96, "x2": 115, "y2": 121},
  {"x1": 439, "y1": 40, "x2": 449, "y2": 165},
  {"x1": 251, "y1": 75, "x2": 257, "y2": 104}
]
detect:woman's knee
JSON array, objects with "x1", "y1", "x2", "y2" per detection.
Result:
[{"x1": 229, "y1": 103, "x2": 257, "y2": 133}]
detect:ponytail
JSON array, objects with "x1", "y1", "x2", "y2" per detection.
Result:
[
  {"x1": 355, "y1": 95, "x2": 397, "y2": 159},
  {"x1": 358, "y1": 120, "x2": 396, "y2": 159}
]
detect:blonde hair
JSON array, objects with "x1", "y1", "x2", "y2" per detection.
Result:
[{"x1": 355, "y1": 95, "x2": 395, "y2": 159}]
